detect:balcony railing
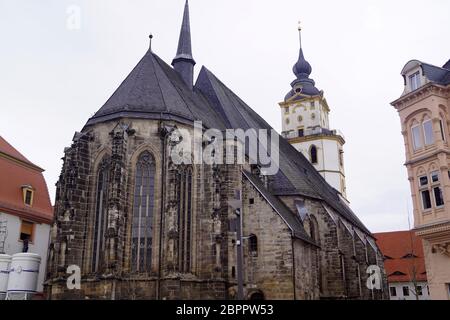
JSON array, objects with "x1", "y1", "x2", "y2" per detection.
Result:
[{"x1": 282, "y1": 127, "x2": 345, "y2": 141}]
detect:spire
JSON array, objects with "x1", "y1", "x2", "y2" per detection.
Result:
[
  {"x1": 172, "y1": 0, "x2": 196, "y2": 89},
  {"x1": 298, "y1": 21, "x2": 302, "y2": 49},
  {"x1": 293, "y1": 21, "x2": 312, "y2": 79},
  {"x1": 285, "y1": 22, "x2": 320, "y2": 101}
]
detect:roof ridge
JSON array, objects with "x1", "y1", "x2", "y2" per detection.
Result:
[
  {"x1": 150, "y1": 52, "x2": 171, "y2": 115},
  {"x1": 0, "y1": 136, "x2": 43, "y2": 172},
  {"x1": 153, "y1": 53, "x2": 197, "y2": 121}
]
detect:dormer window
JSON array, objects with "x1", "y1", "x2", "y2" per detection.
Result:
[
  {"x1": 409, "y1": 71, "x2": 421, "y2": 91},
  {"x1": 21, "y1": 185, "x2": 34, "y2": 206}
]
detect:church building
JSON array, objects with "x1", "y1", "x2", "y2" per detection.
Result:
[{"x1": 45, "y1": 1, "x2": 387, "y2": 300}]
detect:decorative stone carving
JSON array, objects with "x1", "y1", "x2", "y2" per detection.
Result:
[{"x1": 432, "y1": 242, "x2": 450, "y2": 257}]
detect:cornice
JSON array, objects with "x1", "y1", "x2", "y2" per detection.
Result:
[
  {"x1": 391, "y1": 83, "x2": 449, "y2": 111},
  {"x1": 288, "y1": 134, "x2": 345, "y2": 145}
]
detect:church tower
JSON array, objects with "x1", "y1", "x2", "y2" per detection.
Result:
[{"x1": 280, "y1": 24, "x2": 347, "y2": 198}]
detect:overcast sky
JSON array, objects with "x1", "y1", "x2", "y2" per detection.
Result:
[{"x1": 1, "y1": 0, "x2": 449, "y2": 232}]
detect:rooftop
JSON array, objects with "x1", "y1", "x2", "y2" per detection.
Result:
[
  {"x1": 0, "y1": 136, "x2": 53, "y2": 224},
  {"x1": 374, "y1": 230, "x2": 427, "y2": 283}
]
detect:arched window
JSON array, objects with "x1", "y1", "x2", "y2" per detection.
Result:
[
  {"x1": 249, "y1": 234, "x2": 258, "y2": 256},
  {"x1": 310, "y1": 145, "x2": 318, "y2": 164},
  {"x1": 92, "y1": 158, "x2": 110, "y2": 272},
  {"x1": 422, "y1": 118, "x2": 434, "y2": 145},
  {"x1": 308, "y1": 215, "x2": 319, "y2": 244},
  {"x1": 131, "y1": 151, "x2": 156, "y2": 272},
  {"x1": 178, "y1": 167, "x2": 193, "y2": 273}
]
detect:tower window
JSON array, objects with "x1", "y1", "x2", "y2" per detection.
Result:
[
  {"x1": 310, "y1": 101, "x2": 315, "y2": 110},
  {"x1": 297, "y1": 115, "x2": 303, "y2": 122},
  {"x1": 423, "y1": 120, "x2": 434, "y2": 145},
  {"x1": 285, "y1": 118, "x2": 290, "y2": 125},
  {"x1": 310, "y1": 145, "x2": 318, "y2": 164},
  {"x1": 409, "y1": 71, "x2": 421, "y2": 91},
  {"x1": 298, "y1": 128, "x2": 304, "y2": 137},
  {"x1": 311, "y1": 113, "x2": 316, "y2": 120},
  {"x1": 284, "y1": 107, "x2": 289, "y2": 114}
]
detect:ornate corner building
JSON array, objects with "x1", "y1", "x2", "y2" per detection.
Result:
[
  {"x1": 391, "y1": 59, "x2": 450, "y2": 299},
  {"x1": 44, "y1": 1, "x2": 387, "y2": 300}
]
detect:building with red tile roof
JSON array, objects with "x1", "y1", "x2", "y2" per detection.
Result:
[
  {"x1": 374, "y1": 230, "x2": 429, "y2": 300},
  {"x1": 0, "y1": 135, "x2": 53, "y2": 296},
  {"x1": 0, "y1": 136, "x2": 53, "y2": 224}
]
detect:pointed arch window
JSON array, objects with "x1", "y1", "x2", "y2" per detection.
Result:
[
  {"x1": 131, "y1": 151, "x2": 156, "y2": 273},
  {"x1": 310, "y1": 145, "x2": 318, "y2": 164},
  {"x1": 249, "y1": 234, "x2": 258, "y2": 256},
  {"x1": 177, "y1": 167, "x2": 193, "y2": 273},
  {"x1": 92, "y1": 158, "x2": 110, "y2": 272}
]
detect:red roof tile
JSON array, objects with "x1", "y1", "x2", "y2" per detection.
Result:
[
  {"x1": 374, "y1": 230, "x2": 427, "y2": 283},
  {"x1": 0, "y1": 136, "x2": 53, "y2": 224}
]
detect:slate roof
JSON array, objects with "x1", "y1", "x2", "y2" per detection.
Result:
[
  {"x1": 421, "y1": 62, "x2": 450, "y2": 85},
  {"x1": 374, "y1": 231, "x2": 427, "y2": 283},
  {"x1": 243, "y1": 170, "x2": 316, "y2": 245},
  {"x1": 284, "y1": 32, "x2": 321, "y2": 101},
  {"x1": 196, "y1": 67, "x2": 370, "y2": 234},
  {"x1": 86, "y1": 51, "x2": 226, "y2": 130},
  {"x1": 0, "y1": 136, "x2": 53, "y2": 224},
  {"x1": 84, "y1": 2, "x2": 372, "y2": 236},
  {"x1": 172, "y1": 0, "x2": 195, "y2": 65}
]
